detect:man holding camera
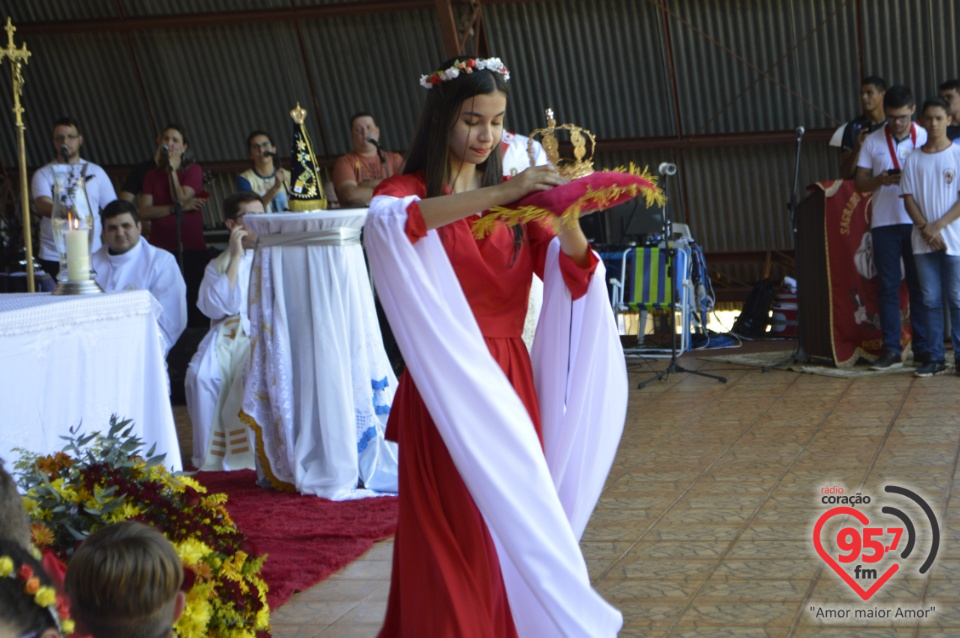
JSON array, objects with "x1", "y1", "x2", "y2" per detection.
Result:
[{"x1": 855, "y1": 85, "x2": 930, "y2": 370}]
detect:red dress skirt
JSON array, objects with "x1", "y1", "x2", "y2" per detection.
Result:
[{"x1": 376, "y1": 174, "x2": 595, "y2": 637}]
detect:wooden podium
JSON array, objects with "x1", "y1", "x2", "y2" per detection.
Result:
[{"x1": 796, "y1": 187, "x2": 833, "y2": 361}]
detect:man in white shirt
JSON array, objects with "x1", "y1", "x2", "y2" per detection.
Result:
[
  {"x1": 901, "y1": 97, "x2": 960, "y2": 377},
  {"x1": 91, "y1": 200, "x2": 187, "y2": 355},
  {"x1": 185, "y1": 192, "x2": 260, "y2": 471},
  {"x1": 31, "y1": 117, "x2": 117, "y2": 281},
  {"x1": 855, "y1": 85, "x2": 931, "y2": 370}
]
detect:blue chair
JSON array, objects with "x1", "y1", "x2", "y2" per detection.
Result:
[{"x1": 606, "y1": 242, "x2": 695, "y2": 354}]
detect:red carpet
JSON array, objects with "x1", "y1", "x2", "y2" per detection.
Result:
[{"x1": 194, "y1": 470, "x2": 397, "y2": 608}]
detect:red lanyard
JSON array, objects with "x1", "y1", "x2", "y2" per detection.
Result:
[{"x1": 885, "y1": 123, "x2": 917, "y2": 170}]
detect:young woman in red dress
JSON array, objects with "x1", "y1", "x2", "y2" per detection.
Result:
[{"x1": 366, "y1": 57, "x2": 625, "y2": 637}]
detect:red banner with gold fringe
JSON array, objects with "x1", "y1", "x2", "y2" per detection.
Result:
[{"x1": 817, "y1": 179, "x2": 911, "y2": 367}]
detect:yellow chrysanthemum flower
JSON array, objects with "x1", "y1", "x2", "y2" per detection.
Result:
[
  {"x1": 176, "y1": 475, "x2": 206, "y2": 493},
  {"x1": 175, "y1": 587, "x2": 213, "y2": 638},
  {"x1": 105, "y1": 501, "x2": 141, "y2": 523},
  {"x1": 175, "y1": 538, "x2": 212, "y2": 568},
  {"x1": 49, "y1": 478, "x2": 79, "y2": 502},
  {"x1": 256, "y1": 604, "x2": 270, "y2": 629}
]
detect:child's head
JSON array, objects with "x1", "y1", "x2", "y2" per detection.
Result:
[
  {"x1": 921, "y1": 96, "x2": 951, "y2": 139},
  {"x1": 406, "y1": 56, "x2": 510, "y2": 196},
  {"x1": 65, "y1": 521, "x2": 184, "y2": 638},
  {"x1": 0, "y1": 458, "x2": 32, "y2": 550},
  {"x1": 0, "y1": 539, "x2": 64, "y2": 638}
]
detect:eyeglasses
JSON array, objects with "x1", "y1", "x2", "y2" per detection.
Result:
[
  {"x1": 54, "y1": 134, "x2": 79, "y2": 142},
  {"x1": 249, "y1": 142, "x2": 272, "y2": 151}
]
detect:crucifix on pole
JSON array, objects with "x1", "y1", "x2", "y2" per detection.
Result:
[{"x1": 0, "y1": 17, "x2": 34, "y2": 292}]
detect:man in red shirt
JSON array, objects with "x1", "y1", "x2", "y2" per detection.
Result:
[{"x1": 332, "y1": 112, "x2": 403, "y2": 207}]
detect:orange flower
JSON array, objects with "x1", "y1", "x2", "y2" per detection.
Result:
[
  {"x1": 34, "y1": 451, "x2": 74, "y2": 477},
  {"x1": 24, "y1": 576, "x2": 40, "y2": 595},
  {"x1": 30, "y1": 523, "x2": 55, "y2": 548}
]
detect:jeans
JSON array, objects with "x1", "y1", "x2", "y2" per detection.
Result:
[
  {"x1": 913, "y1": 251, "x2": 960, "y2": 362},
  {"x1": 871, "y1": 224, "x2": 929, "y2": 355}
]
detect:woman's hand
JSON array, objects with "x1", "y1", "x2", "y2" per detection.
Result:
[
  {"x1": 500, "y1": 165, "x2": 568, "y2": 202},
  {"x1": 168, "y1": 149, "x2": 183, "y2": 171}
]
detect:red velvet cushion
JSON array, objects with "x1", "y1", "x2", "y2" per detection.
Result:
[{"x1": 473, "y1": 170, "x2": 663, "y2": 237}]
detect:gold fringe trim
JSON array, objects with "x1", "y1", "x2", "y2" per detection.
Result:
[
  {"x1": 288, "y1": 198, "x2": 328, "y2": 212},
  {"x1": 472, "y1": 163, "x2": 666, "y2": 238},
  {"x1": 238, "y1": 409, "x2": 297, "y2": 493}
]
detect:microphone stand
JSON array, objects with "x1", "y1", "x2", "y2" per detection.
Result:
[
  {"x1": 763, "y1": 127, "x2": 808, "y2": 371},
  {"x1": 637, "y1": 167, "x2": 727, "y2": 389},
  {"x1": 369, "y1": 138, "x2": 390, "y2": 178},
  {"x1": 166, "y1": 158, "x2": 184, "y2": 274}
]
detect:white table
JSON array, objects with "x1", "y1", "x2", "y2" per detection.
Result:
[
  {"x1": 242, "y1": 210, "x2": 397, "y2": 499},
  {"x1": 0, "y1": 290, "x2": 182, "y2": 470}
]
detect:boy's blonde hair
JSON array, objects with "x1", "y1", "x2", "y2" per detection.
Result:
[{"x1": 65, "y1": 521, "x2": 183, "y2": 638}]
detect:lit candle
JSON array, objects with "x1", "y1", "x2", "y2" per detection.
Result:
[{"x1": 65, "y1": 226, "x2": 90, "y2": 282}]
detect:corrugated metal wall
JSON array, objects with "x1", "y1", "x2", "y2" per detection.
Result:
[{"x1": 1, "y1": 0, "x2": 959, "y2": 270}]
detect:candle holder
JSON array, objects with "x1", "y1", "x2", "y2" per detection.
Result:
[{"x1": 50, "y1": 164, "x2": 103, "y2": 295}]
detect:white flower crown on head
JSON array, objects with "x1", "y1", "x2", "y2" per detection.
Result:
[{"x1": 419, "y1": 57, "x2": 510, "y2": 89}]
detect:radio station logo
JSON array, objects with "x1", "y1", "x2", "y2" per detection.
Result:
[{"x1": 809, "y1": 484, "x2": 940, "y2": 622}]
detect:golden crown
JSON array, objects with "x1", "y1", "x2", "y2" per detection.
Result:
[{"x1": 527, "y1": 108, "x2": 596, "y2": 180}]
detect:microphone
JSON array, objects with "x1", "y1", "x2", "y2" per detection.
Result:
[
  {"x1": 263, "y1": 150, "x2": 277, "y2": 158},
  {"x1": 160, "y1": 145, "x2": 169, "y2": 157},
  {"x1": 796, "y1": 126, "x2": 805, "y2": 137},
  {"x1": 367, "y1": 136, "x2": 381, "y2": 148},
  {"x1": 658, "y1": 162, "x2": 677, "y2": 176},
  {"x1": 60, "y1": 144, "x2": 69, "y2": 161}
]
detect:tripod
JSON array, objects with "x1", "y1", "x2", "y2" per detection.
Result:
[
  {"x1": 763, "y1": 126, "x2": 809, "y2": 371},
  {"x1": 637, "y1": 164, "x2": 727, "y2": 389}
]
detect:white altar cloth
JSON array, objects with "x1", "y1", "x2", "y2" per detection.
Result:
[
  {"x1": 241, "y1": 210, "x2": 398, "y2": 500},
  {"x1": 0, "y1": 291, "x2": 182, "y2": 471}
]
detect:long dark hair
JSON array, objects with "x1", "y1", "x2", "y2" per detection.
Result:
[
  {"x1": 404, "y1": 57, "x2": 508, "y2": 198},
  {"x1": 156, "y1": 122, "x2": 195, "y2": 169}
]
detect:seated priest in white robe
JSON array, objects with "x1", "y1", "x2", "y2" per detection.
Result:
[
  {"x1": 185, "y1": 192, "x2": 260, "y2": 471},
  {"x1": 92, "y1": 199, "x2": 187, "y2": 355}
]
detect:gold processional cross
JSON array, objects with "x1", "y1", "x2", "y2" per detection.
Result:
[{"x1": 0, "y1": 17, "x2": 34, "y2": 291}]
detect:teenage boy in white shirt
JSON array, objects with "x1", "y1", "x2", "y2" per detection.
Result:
[{"x1": 901, "y1": 97, "x2": 960, "y2": 377}]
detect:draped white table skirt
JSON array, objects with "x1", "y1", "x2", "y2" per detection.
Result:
[
  {"x1": 0, "y1": 291, "x2": 182, "y2": 471},
  {"x1": 242, "y1": 211, "x2": 398, "y2": 500}
]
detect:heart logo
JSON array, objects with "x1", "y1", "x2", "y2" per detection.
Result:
[{"x1": 813, "y1": 506, "x2": 899, "y2": 601}]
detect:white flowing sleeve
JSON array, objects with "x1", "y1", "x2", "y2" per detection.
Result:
[
  {"x1": 153, "y1": 257, "x2": 188, "y2": 354},
  {"x1": 196, "y1": 258, "x2": 242, "y2": 321},
  {"x1": 365, "y1": 194, "x2": 624, "y2": 637}
]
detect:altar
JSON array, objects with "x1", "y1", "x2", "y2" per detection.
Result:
[
  {"x1": 0, "y1": 291, "x2": 182, "y2": 470},
  {"x1": 241, "y1": 210, "x2": 398, "y2": 500}
]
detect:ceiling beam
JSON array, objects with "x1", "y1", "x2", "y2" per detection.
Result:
[
  {"x1": 15, "y1": 2, "x2": 434, "y2": 35},
  {"x1": 595, "y1": 129, "x2": 831, "y2": 153},
  {"x1": 434, "y1": 0, "x2": 461, "y2": 58}
]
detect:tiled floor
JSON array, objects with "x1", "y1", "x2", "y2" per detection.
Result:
[{"x1": 185, "y1": 343, "x2": 960, "y2": 637}]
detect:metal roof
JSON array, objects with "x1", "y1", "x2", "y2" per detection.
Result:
[{"x1": 1, "y1": 0, "x2": 959, "y2": 265}]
